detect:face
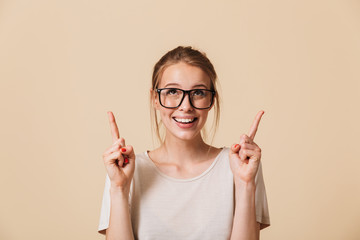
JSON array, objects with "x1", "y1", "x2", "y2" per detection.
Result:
[{"x1": 152, "y1": 62, "x2": 214, "y2": 142}]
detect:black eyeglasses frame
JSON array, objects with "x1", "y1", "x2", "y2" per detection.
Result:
[{"x1": 156, "y1": 88, "x2": 216, "y2": 110}]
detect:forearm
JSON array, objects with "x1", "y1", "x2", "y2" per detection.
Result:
[
  {"x1": 230, "y1": 179, "x2": 259, "y2": 240},
  {"x1": 106, "y1": 187, "x2": 134, "y2": 240}
]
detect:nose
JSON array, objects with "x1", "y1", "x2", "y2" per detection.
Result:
[{"x1": 179, "y1": 92, "x2": 194, "y2": 111}]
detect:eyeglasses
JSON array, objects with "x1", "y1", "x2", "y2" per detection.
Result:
[{"x1": 156, "y1": 88, "x2": 216, "y2": 109}]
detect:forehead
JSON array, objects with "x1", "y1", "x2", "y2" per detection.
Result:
[{"x1": 159, "y1": 62, "x2": 211, "y2": 89}]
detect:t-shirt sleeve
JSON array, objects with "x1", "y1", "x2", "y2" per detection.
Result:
[
  {"x1": 98, "y1": 174, "x2": 111, "y2": 235},
  {"x1": 255, "y1": 161, "x2": 271, "y2": 229}
]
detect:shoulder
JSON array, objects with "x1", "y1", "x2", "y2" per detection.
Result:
[
  {"x1": 208, "y1": 146, "x2": 230, "y2": 161},
  {"x1": 221, "y1": 146, "x2": 231, "y2": 155},
  {"x1": 217, "y1": 147, "x2": 230, "y2": 162},
  {"x1": 135, "y1": 151, "x2": 147, "y2": 161},
  {"x1": 211, "y1": 147, "x2": 232, "y2": 175},
  {"x1": 134, "y1": 151, "x2": 150, "y2": 168},
  {"x1": 133, "y1": 151, "x2": 157, "y2": 177}
]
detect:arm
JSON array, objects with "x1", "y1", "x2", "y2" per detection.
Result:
[
  {"x1": 229, "y1": 111, "x2": 265, "y2": 240},
  {"x1": 102, "y1": 111, "x2": 136, "y2": 239},
  {"x1": 230, "y1": 180, "x2": 260, "y2": 240},
  {"x1": 106, "y1": 187, "x2": 134, "y2": 240}
]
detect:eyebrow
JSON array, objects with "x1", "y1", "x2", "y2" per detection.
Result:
[{"x1": 164, "y1": 83, "x2": 209, "y2": 89}]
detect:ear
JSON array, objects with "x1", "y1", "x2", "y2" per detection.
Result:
[
  {"x1": 150, "y1": 88, "x2": 160, "y2": 110},
  {"x1": 207, "y1": 92, "x2": 216, "y2": 111}
]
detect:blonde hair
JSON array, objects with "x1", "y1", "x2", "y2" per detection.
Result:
[{"x1": 150, "y1": 46, "x2": 220, "y2": 145}]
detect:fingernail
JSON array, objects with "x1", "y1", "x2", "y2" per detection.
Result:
[
  {"x1": 124, "y1": 158, "x2": 129, "y2": 164},
  {"x1": 234, "y1": 144, "x2": 240, "y2": 148},
  {"x1": 121, "y1": 148, "x2": 126, "y2": 152}
]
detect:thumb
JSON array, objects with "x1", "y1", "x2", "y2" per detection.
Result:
[{"x1": 230, "y1": 144, "x2": 240, "y2": 154}]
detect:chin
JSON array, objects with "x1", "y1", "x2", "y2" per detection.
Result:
[{"x1": 167, "y1": 128, "x2": 203, "y2": 142}]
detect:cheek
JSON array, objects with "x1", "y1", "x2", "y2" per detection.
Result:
[
  {"x1": 198, "y1": 111, "x2": 210, "y2": 124},
  {"x1": 159, "y1": 108, "x2": 173, "y2": 120}
]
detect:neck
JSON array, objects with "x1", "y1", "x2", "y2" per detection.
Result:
[{"x1": 159, "y1": 133, "x2": 210, "y2": 166}]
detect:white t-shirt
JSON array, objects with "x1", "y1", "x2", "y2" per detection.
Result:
[{"x1": 98, "y1": 147, "x2": 270, "y2": 239}]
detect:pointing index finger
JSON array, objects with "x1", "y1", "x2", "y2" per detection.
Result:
[
  {"x1": 248, "y1": 110, "x2": 264, "y2": 140},
  {"x1": 108, "y1": 111, "x2": 120, "y2": 142}
]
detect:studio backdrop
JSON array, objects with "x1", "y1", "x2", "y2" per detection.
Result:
[{"x1": 0, "y1": 0, "x2": 359, "y2": 239}]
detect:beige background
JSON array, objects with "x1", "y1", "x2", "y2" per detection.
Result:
[{"x1": 1, "y1": 0, "x2": 359, "y2": 239}]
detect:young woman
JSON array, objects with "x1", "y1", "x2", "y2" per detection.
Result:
[{"x1": 98, "y1": 46, "x2": 270, "y2": 240}]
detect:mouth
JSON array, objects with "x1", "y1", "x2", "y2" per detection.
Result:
[{"x1": 173, "y1": 117, "x2": 198, "y2": 124}]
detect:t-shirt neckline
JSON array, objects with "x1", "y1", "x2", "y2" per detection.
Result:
[{"x1": 143, "y1": 147, "x2": 225, "y2": 182}]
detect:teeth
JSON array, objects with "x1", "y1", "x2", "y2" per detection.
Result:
[{"x1": 174, "y1": 118, "x2": 195, "y2": 123}]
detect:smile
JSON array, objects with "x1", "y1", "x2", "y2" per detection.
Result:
[{"x1": 173, "y1": 117, "x2": 197, "y2": 124}]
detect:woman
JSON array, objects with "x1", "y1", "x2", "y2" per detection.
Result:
[{"x1": 98, "y1": 46, "x2": 270, "y2": 240}]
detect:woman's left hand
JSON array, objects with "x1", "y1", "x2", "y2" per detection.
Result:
[{"x1": 229, "y1": 110, "x2": 264, "y2": 184}]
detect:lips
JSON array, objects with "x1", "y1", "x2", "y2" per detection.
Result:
[{"x1": 173, "y1": 117, "x2": 197, "y2": 124}]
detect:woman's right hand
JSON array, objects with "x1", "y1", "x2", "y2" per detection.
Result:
[{"x1": 102, "y1": 111, "x2": 135, "y2": 194}]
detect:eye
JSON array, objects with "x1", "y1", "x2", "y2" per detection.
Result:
[
  {"x1": 165, "y1": 88, "x2": 180, "y2": 96},
  {"x1": 192, "y1": 89, "x2": 206, "y2": 96}
]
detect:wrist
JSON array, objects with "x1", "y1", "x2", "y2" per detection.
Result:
[
  {"x1": 110, "y1": 185, "x2": 130, "y2": 197},
  {"x1": 234, "y1": 178, "x2": 256, "y2": 191}
]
